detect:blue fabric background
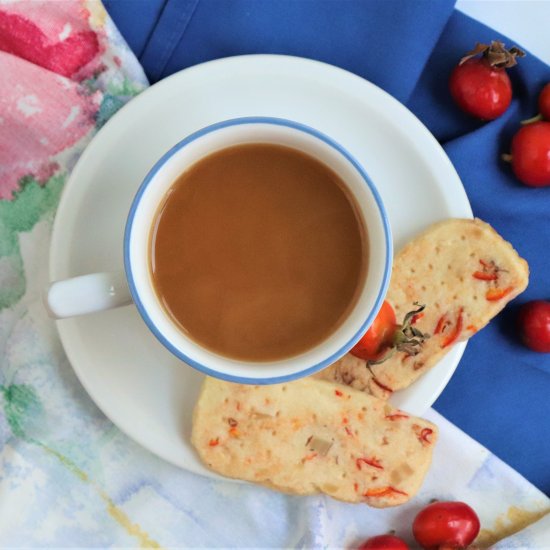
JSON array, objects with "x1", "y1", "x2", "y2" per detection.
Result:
[{"x1": 104, "y1": 0, "x2": 550, "y2": 496}]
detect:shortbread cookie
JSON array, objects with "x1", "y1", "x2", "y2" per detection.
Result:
[
  {"x1": 317, "y1": 218, "x2": 529, "y2": 396},
  {"x1": 191, "y1": 377, "x2": 437, "y2": 508}
]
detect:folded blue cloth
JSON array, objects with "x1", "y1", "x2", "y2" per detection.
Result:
[{"x1": 104, "y1": 0, "x2": 550, "y2": 496}]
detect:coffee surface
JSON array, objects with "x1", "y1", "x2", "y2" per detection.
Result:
[{"x1": 150, "y1": 143, "x2": 367, "y2": 361}]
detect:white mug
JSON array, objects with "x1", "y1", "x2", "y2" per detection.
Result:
[{"x1": 45, "y1": 117, "x2": 392, "y2": 384}]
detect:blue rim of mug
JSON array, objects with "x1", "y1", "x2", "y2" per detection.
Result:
[{"x1": 124, "y1": 116, "x2": 392, "y2": 384}]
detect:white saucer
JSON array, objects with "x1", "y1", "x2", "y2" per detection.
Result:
[{"x1": 50, "y1": 55, "x2": 472, "y2": 477}]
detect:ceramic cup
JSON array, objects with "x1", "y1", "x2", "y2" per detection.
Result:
[{"x1": 45, "y1": 117, "x2": 392, "y2": 384}]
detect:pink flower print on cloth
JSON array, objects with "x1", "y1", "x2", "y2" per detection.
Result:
[
  {"x1": 0, "y1": 53, "x2": 101, "y2": 200},
  {"x1": 0, "y1": 0, "x2": 145, "y2": 201},
  {"x1": 0, "y1": 1, "x2": 102, "y2": 78}
]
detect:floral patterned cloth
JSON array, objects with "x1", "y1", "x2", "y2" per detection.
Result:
[{"x1": 0, "y1": 1, "x2": 548, "y2": 547}]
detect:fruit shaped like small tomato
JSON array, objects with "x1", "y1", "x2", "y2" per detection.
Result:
[
  {"x1": 538, "y1": 83, "x2": 550, "y2": 121},
  {"x1": 518, "y1": 300, "x2": 550, "y2": 352},
  {"x1": 412, "y1": 501, "x2": 480, "y2": 550},
  {"x1": 449, "y1": 40, "x2": 525, "y2": 120},
  {"x1": 357, "y1": 534, "x2": 410, "y2": 550},
  {"x1": 349, "y1": 300, "x2": 397, "y2": 361},
  {"x1": 519, "y1": 83, "x2": 550, "y2": 125},
  {"x1": 506, "y1": 121, "x2": 550, "y2": 187},
  {"x1": 350, "y1": 302, "x2": 429, "y2": 364}
]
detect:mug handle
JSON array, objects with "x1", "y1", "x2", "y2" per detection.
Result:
[{"x1": 43, "y1": 271, "x2": 133, "y2": 319}]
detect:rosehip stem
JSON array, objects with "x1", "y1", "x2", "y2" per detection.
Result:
[{"x1": 521, "y1": 114, "x2": 543, "y2": 125}]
